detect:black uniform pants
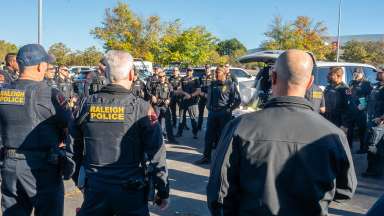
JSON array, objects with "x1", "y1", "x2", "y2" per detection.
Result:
[
  {"x1": 197, "y1": 97, "x2": 207, "y2": 130},
  {"x1": 203, "y1": 110, "x2": 232, "y2": 159},
  {"x1": 170, "y1": 96, "x2": 181, "y2": 126},
  {"x1": 347, "y1": 110, "x2": 367, "y2": 151},
  {"x1": 78, "y1": 179, "x2": 149, "y2": 216},
  {"x1": 1, "y1": 158, "x2": 64, "y2": 216},
  {"x1": 178, "y1": 103, "x2": 198, "y2": 136},
  {"x1": 156, "y1": 106, "x2": 175, "y2": 140}
]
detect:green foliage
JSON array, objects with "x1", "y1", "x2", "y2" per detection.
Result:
[
  {"x1": 0, "y1": 40, "x2": 18, "y2": 63},
  {"x1": 342, "y1": 40, "x2": 384, "y2": 66},
  {"x1": 48, "y1": 43, "x2": 71, "y2": 66},
  {"x1": 48, "y1": 43, "x2": 103, "y2": 66},
  {"x1": 261, "y1": 16, "x2": 333, "y2": 60},
  {"x1": 91, "y1": 2, "x2": 230, "y2": 66},
  {"x1": 217, "y1": 38, "x2": 247, "y2": 56}
]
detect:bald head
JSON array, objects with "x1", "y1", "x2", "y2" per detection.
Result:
[{"x1": 272, "y1": 49, "x2": 314, "y2": 97}]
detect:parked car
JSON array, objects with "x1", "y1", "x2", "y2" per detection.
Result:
[{"x1": 233, "y1": 50, "x2": 379, "y2": 116}]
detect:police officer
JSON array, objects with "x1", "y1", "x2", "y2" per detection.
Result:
[
  {"x1": 152, "y1": 70, "x2": 178, "y2": 144},
  {"x1": 176, "y1": 68, "x2": 201, "y2": 139},
  {"x1": 0, "y1": 44, "x2": 74, "y2": 216},
  {"x1": 305, "y1": 83, "x2": 325, "y2": 113},
  {"x1": 44, "y1": 63, "x2": 58, "y2": 88},
  {"x1": 323, "y1": 67, "x2": 352, "y2": 133},
  {"x1": 56, "y1": 66, "x2": 79, "y2": 110},
  {"x1": 1, "y1": 53, "x2": 19, "y2": 83},
  {"x1": 146, "y1": 66, "x2": 160, "y2": 101},
  {"x1": 132, "y1": 69, "x2": 148, "y2": 100},
  {"x1": 195, "y1": 66, "x2": 241, "y2": 164},
  {"x1": 88, "y1": 59, "x2": 108, "y2": 95},
  {"x1": 348, "y1": 67, "x2": 372, "y2": 153},
  {"x1": 73, "y1": 50, "x2": 169, "y2": 216},
  {"x1": 207, "y1": 50, "x2": 356, "y2": 216},
  {"x1": 168, "y1": 67, "x2": 183, "y2": 127},
  {"x1": 363, "y1": 69, "x2": 384, "y2": 178},
  {"x1": 197, "y1": 65, "x2": 213, "y2": 131}
]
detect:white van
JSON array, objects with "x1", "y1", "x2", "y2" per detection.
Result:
[{"x1": 238, "y1": 50, "x2": 378, "y2": 88}]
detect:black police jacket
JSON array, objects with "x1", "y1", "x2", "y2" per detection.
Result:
[
  {"x1": 305, "y1": 84, "x2": 325, "y2": 113},
  {"x1": 367, "y1": 82, "x2": 384, "y2": 122},
  {"x1": 154, "y1": 82, "x2": 171, "y2": 107},
  {"x1": 132, "y1": 78, "x2": 148, "y2": 100},
  {"x1": 56, "y1": 77, "x2": 76, "y2": 99},
  {"x1": 207, "y1": 96, "x2": 357, "y2": 216},
  {"x1": 349, "y1": 79, "x2": 372, "y2": 112},
  {"x1": 0, "y1": 67, "x2": 18, "y2": 84},
  {"x1": 323, "y1": 83, "x2": 352, "y2": 127},
  {"x1": 169, "y1": 75, "x2": 182, "y2": 91},
  {"x1": 181, "y1": 76, "x2": 201, "y2": 104},
  {"x1": 0, "y1": 80, "x2": 73, "y2": 152},
  {"x1": 206, "y1": 80, "x2": 241, "y2": 112},
  {"x1": 73, "y1": 84, "x2": 169, "y2": 198},
  {"x1": 200, "y1": 74, "x2": 214, "y2": 94}
]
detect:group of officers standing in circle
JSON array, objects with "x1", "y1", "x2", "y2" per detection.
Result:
[
  {"x1": 0, "y1": 43, "x2": 241, "y2": 216},
  {"x1": 0, "y1": 44, "x2": 383, "y2": 215}
]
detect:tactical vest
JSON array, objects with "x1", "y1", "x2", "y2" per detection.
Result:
[
  {"x1": 89, "y1": 75, "x2": 107, "y2": 95},
  {"x1": 207, "y1": 80, "x2": 232, "y2": 111},
  {"x1": 57, "y1": 79, "x2": 73, "y2": 99},
  {"x1": 79, "y1": 93, "x2": 148, "y2": 167},
  {"x1": 0, "y1": 81, "x2": 60, "y2": 150},
  {"x1": 169, "y1": 76, "x2": 181, "y2": 91},
  {"x1": 132, "y1": 79, "x2": 145, "y2": 98},
  {"x1": 201, "y1": 76, "x2": 213, "y2": 93}
]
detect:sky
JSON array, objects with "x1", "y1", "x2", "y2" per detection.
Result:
[{"x1": 1, "y1": 0, "x2": 383, "y2": 51}]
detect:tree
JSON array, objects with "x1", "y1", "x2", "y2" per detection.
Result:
[
  {"x1": 261, "y1": 16, "x2": 333, "y2": 60},
  {"x1": 80, "y1": 46, "x2": 104, "y2": 66},
  {"x1": 48, "y1": 43, "x2": 71, "y2": 66},
  {"x1": 342, "y1": 40, "x2": 384, "y2": 66},
  {"x1": 0, "y1": 40, "x2": 18, "y2": 63},
  {"x1": 217, "y1": 38, "x2": 246, "y2": 56},
  {"x1": 91, "y1": 2, "x2": 161, "y2": 61}
]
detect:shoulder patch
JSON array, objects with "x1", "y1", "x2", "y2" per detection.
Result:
[
  {"x1": 0, "y1": 89, "x2": 26, "y2": 105},
  {"x1": 345, "y1": 89, "x2": 352, "y2": 95}
]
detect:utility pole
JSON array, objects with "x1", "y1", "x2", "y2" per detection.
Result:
[
  {"x1": 336, "y1": 0, "x2": 342, "y2": 62},
  {"x1": 38, "y1": 0, "x2": 43, "y2": 44}
]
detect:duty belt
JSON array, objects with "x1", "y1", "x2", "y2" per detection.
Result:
[{"x1": 4, "y1": 149, "x2": 49, "y2": 160}]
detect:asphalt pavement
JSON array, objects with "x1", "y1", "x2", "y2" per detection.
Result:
[{"x1": 62, "y1": 122, "x2": 384, "y2": 216}]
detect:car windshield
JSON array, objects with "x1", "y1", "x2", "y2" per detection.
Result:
[
  {"x1": 230, "y1": 69, "x2": 250, "y2": 78},
  {"x1": 313, "y1": 66, "x2": 330, "y2": 87}
]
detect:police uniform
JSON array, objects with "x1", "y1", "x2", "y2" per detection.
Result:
[
  {"x1": 56, "y1": 77, "x2": 76, "y2": 100},
  {"x1": 348, "y1": 79, "x2": 372, "y2": 152},
  {"x1": 45, "y1": 77, "x2": 58, "y2": 88},
  {"x1": 74, "y1": 84, "x2": 169, "y2": 216},
  {"x1": 177, "y1": 76, "x2": 201, "y2": 138},
  {"x1": 0, "y1": 80, "x2": 73, "y2": 216},
  {"x1": 88, "y1": 71, "x2": 108, "y2": 95},
  {"x1": 364, "y1": 82, "x2": 384, "y2": 177},
  {"x1": 0, "y1": 67, "x2": 18, "y2": 84},
  {"x1": 197, "y1": 74, "x2": 214, "y2": 131},
  {"x1": 145, "y1": 74, "x2": 159, "y2": 100},
  {"x1": 169, "y1": 75, "x2": 182, "y2": 127},
  {"x1": 153, "y1": 81, "x2": 177, "y2": 143},
  {"x1": 305, "y1": 84, "x2": 325, "y2": 113},
  {"x1": 207, "y1": 96, "x2": 357, "y2": 216},
  {"x1": 198, "y1": 79, "x2": 240, "y2": 163},
  {"x1": 132, "y1": 78, "x2": 148, "y2": 100},
  {"x1": 323, "y1": 82, "x2": 352, "y2": 128}
]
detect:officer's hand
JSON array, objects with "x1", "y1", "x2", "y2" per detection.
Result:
[
  {"x1": 151, "y1": 96, "x2": 157, "y2": 104},
  {"x1": 357, "y1": 104, "x2": 365, "y2": 111},
  {"x1": 184, "y1": 94, "x2": 191, "y2": 100},
  {"x1": 340, "y1": 126, "x2": 348, "y2": 134},
  {"x1": 154, "y1": 196, "x2": 169, "y2": 210},
  {"x1": 373, "y1": 118, "x2": 384, "y2": 125},
  {"x1": 165, "y1": 99, "x2": 170, "y2": 106}
]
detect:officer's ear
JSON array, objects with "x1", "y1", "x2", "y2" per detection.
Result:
[
  {"x1": 306, "y1": 75, "x2": 314, "y2": 90},
  {"x1": 271, "y1": 71, "x2": 277, "y2": 85},
  {"x1": 127, "y1": 69, "x2": 134, "y2": 81},
  {"x1": 37, "y1": 62, "x2": 48, "y2": 74}
]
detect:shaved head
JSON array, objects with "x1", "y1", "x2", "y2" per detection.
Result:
[{"x1": 272, "y1": 49, "x2": 315, "y2": 97}]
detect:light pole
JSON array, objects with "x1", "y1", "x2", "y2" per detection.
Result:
[
  {"x1": 38, "y1": 0, "x2": 43, "y2": 44},
  {"x1": 336, "y1": 0, "x2": 342, "y2": 62}
]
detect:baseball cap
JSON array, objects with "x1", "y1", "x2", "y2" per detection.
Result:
[{"x1": 17, "y1": 44, "x2": 55, "y2": 67}]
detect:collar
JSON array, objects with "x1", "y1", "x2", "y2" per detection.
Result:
[
  {"x1": 264, "y1": 96, "x2": 314, "y2": 111},
  {"x1": 100, "y1": 84, "x2": 131, "y2": 94}
]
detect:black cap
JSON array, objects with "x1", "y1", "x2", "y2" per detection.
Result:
[{"x1": 17, "y1": 44, "x2": 55, "y2": 67}]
